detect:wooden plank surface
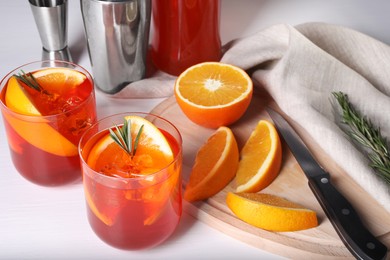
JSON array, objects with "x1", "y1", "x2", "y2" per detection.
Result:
[{"x1": 150, "y1": 91, "x2": 390, "y2": 259}]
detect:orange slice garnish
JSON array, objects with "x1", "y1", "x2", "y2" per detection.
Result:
[
  {"x1": 33, "y1": 68, "x2": 86, "y2": 95},
  {"x1": 86, "y1": 115, "x2": 174, "y2": 176},
  {"x1": 5, "y1": 76, "x2": 41, "y2": 116},
  {"x1": 84, "y1": 188, "x2": 115, "y2": 226}
]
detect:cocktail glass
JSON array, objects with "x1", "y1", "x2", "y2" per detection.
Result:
[
  {"x1": 0, "y1": 60, "x2": 97, "y2": 186},
  {"x1": 78, "y1": 112, "x2": 182, "y2": 250}
]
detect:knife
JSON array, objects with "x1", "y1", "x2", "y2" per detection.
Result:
[{"x1": 266, "y1": 108, "x2": 388, "y2": 260}]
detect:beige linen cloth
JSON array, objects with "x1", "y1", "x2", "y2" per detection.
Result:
[{"x1": 114, "y1": 22, "x2": 390, "y2": 213}]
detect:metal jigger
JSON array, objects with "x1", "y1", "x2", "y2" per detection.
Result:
[{"x1": 29, "y1": 0, "x2": 72, "y2": 62}]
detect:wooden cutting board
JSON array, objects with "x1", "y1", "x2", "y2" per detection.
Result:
[{"x1": 150, "y1": 90, "x2": 390, "y2": 259}]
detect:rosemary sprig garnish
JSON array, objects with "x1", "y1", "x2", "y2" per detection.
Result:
[
  {"x1": 13, "y1": 70, "x2": 50, "y2": 95},
  {"x1": 332, "y1": 91, "x2": 390, "y2": 184},
  {"x1": 109, "y1": 118, "x2": 144, "y2": 158}
]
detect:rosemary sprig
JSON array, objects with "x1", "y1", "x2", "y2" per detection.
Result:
[
  {"x1": 332, "y1": 91, "x2": 390, "y2": 184},
  {"x1": 109, "y1": 118, "x2": 144, "y2": 158},
  {"x1": 13, "y1": 70, "x2": 50, "y2": 95}
]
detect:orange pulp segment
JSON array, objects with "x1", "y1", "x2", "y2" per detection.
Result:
[
  {"x1": 184, "y1": 126, "x2": 239, "y2": 202},
  {"x1": 226, "y1": 192, "x2": 318, "y2": 232},
  {"x1": 235, "y1": 120, "x2": 282, "y2": 193},
  {"x1": 174, "y1": 62, "x2": 253, "y2": 128}
]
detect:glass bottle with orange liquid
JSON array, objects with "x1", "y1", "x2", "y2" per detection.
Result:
[
  {"x1": 151, "y1": 0, "x2": 221, "y2": 76},
  {"x1": 0, "y1": 60, "x2": 97, "y2": 186},
  {"x1": 79, "y1": 113, "x2": 182, "y2": 250}
]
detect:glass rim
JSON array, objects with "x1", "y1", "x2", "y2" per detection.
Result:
[
  {"x1": 79, "y1": 112, "x2": 183, "y2": 183},
  {"x1": 0, "y1": 60, "x2": 95, "y2": 121}
]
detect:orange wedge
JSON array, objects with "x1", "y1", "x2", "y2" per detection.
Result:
[
  {"x1": 184, "y1": 126, "x2": 239, "y2": 202},
  {"x1": 226, "y1": 192, "x2": 318, "y2": 232},
  {"x1": 2, "y1": 112, "x2": 78, "y2": 156},
  {"x1": 5, "y1": 76, "x2": 41, "y2": 116},
  {"x1": 235, "y1": 120, "x2": 282, "y2": 193},
  {"x1": 175, "y1": 62, "x2": 253, "y2": 128},
  {"x1": 86, "y1": 115, "x2": 174, "y2": 177}
]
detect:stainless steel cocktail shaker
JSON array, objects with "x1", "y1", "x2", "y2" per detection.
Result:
[
  {"x1": 29, "y1": 0, "x2": 72, "y2": 62},
  {"x1": 80, "y1": 0, "x2": 151, "y2": 94}
]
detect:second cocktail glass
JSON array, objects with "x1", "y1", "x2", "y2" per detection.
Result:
[{"x1": 79, "y1": 112, "x2": 183, "y2": 250}]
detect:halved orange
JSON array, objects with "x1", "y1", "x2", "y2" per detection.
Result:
[
  {"x1": 235, "y1": 120, "x2": 282, "y2": 193},
  {"x1": 226, "y1": 192, "x2": 318, "y2": 232},
  {"x1": 86, "y1": 115, "x2": 174, "y2": 177},
  {"x1": 175, "y1": 62, "x2": 253, "y2": 128},
  {"x1": 184, "y1": 126, "x2": 239, "y2": 202}
]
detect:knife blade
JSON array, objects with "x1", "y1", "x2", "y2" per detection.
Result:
[{"x1": 266, "y1": 107, "x2": 388, "y2": 260}]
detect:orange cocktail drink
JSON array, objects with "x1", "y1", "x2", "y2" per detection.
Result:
[
  {"x1": 0, "y1": 60, "x2": 96, "y2": 186},
  {"x1": 79, "y1": 113, "x2": 182, "y2": 250}
]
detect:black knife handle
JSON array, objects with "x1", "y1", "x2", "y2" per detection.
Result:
[{"x1": 308, "y1": 173, "x2": 388, "y2": 260}]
